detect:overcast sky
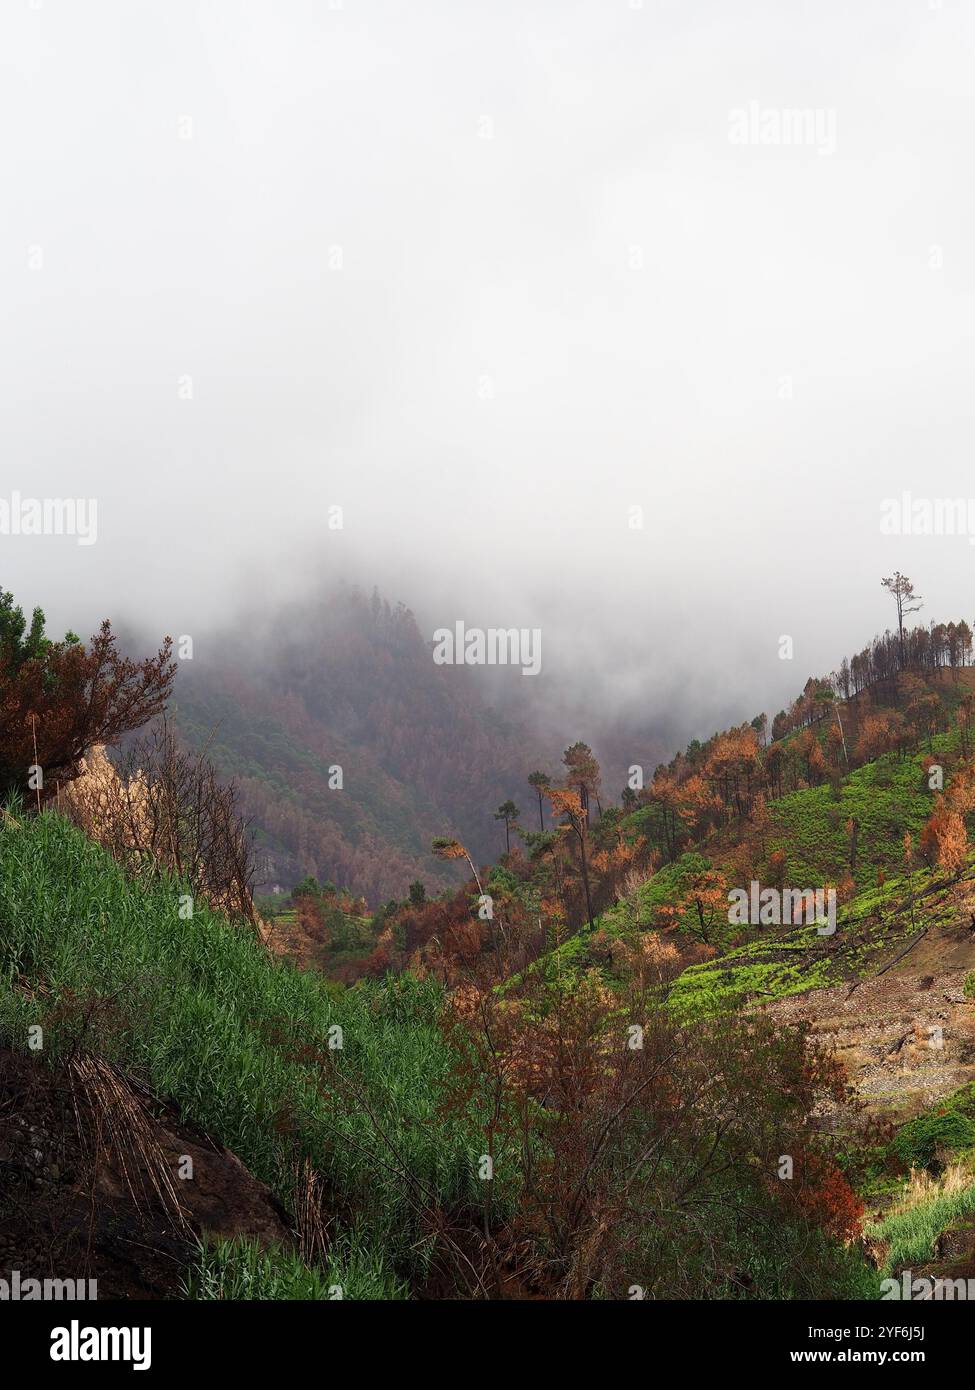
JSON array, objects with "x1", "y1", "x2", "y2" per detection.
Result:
[{"x1": 3, "y1": 0, "x2": 975, "y2": 745}]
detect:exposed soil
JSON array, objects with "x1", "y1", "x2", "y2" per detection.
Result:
[
  {"x1": 763, "y1": 882, "x2": 975, "y2": 1127},
  {"x1": 765, "y1": 880, "x2": 975, "y2": 1281},
  {"x1": 0, "y1": 1047, "x2": 294, "y2": 1298}
]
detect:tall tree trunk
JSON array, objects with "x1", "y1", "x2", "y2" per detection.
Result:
[{"x1": 576, "y1": 827, "x2": 595, "y2": 929}]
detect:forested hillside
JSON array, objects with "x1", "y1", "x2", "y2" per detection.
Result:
[
  {"x1": 171, "y1": 588, "x2": 562, "y2": 903},
  {"x1": 3, "y1": 578, "x2": 975, "y2": 1303}
]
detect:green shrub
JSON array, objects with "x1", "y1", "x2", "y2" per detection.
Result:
[
  {"x1": 947, "y1": 1082, "x2": 975, "y2": 1121},
  {"x1": 893, "y1": 1111, "x2": 975, "y2": 1171}
]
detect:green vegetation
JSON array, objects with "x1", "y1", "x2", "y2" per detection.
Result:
[
  {"x1": 0, "y1": 806, "x2": 878, "y2": 1301},
  {"x1": 866, "y1": 1184, "x2": 975, "y2": 1277},
  {"x1": 5, "y1": 579, "x2": 975, "y2": 1300},
  {"x1": 892, "y1": 1089, "x2": 975, "y2": 1172},
  {"x1": 514, "y1": 849, "x2": 947, "y2": 1024},
  {"x1": 184, "y1": 1237, "x2": 406, "y2": 1301},
  {"x1": 768, "y1": 745, "x2": 953, "y2": 890},
  {"x1": 864, "y1": 1084, "x2": 975, "y2": 1275},
  {"x1": 666, "y1": 931, "x2": 833, "y2": 1021},
  {"x1": 0, "y1": 811, "x2": 503, "y2": 1292}
]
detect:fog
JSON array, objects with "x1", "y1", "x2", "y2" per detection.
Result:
[{"x1": 3, "y1": 0, "x2": 975, "y2": 757}]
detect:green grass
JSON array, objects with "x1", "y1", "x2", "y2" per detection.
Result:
[
  {"x1": 665, "y1": 929, "x2": 833, "y2": 1020},
  {"x1": 865, "y1": 1082, "x2": 975, "y2": 1275},
  {"x1": 866, "y1": 1184, "x2": 975, "y2": 1276},
  {"x1": 183, "y1": 1236, "x2": 407, "y2": 1301},
  {"x1": 0, "y1": 810, "x2": 509, "y2": 1294},
  {"x1": 768, "y1": 743, "x2": 956, "y2": 891}
]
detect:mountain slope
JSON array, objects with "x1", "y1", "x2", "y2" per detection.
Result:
[{"x1": 172, "y1": 587, "x2": 554, "y2": 902}]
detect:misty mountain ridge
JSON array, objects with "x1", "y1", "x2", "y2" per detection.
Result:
[{"x1": 171, "y1": 584, "x2": 673, "y2": 903}]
